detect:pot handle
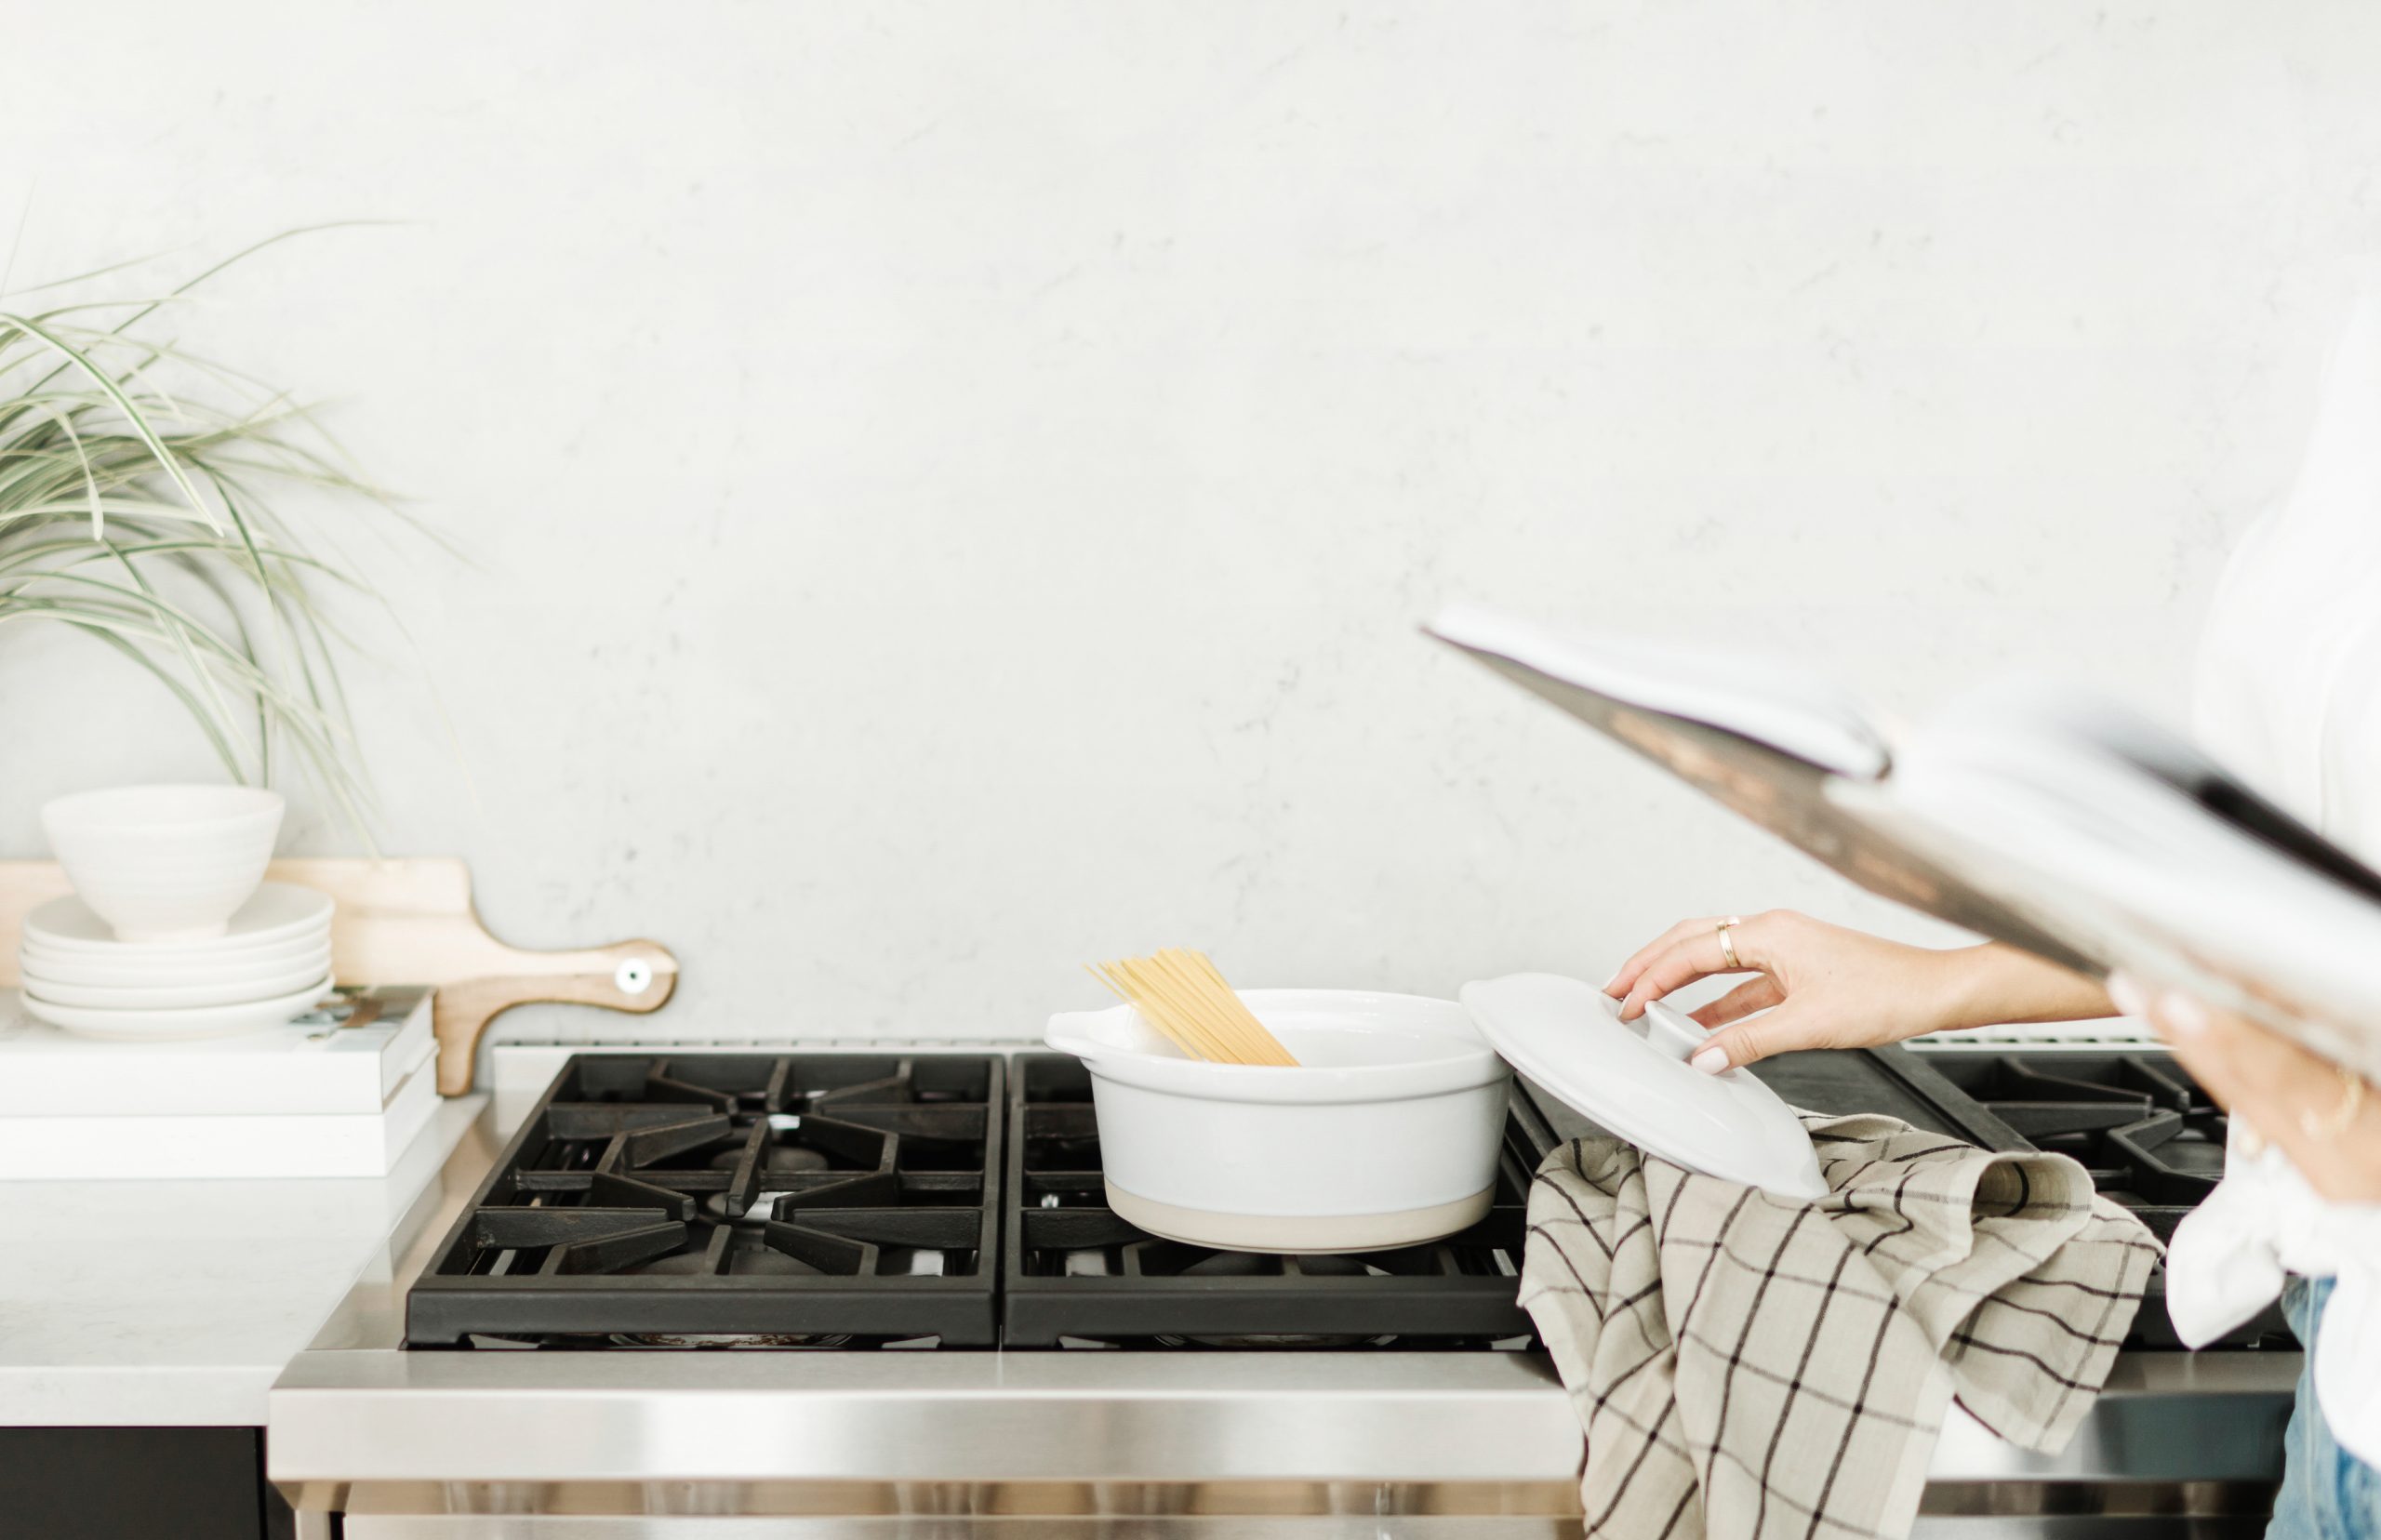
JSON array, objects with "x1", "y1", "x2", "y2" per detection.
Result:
[{"x1": 1044, "y1": 1010, "x2": 1110, "y2": 1062}]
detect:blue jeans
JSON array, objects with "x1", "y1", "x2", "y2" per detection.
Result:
[{"x1": 2270, "y1": 1277, "x2": 2381, "y2": 1540}]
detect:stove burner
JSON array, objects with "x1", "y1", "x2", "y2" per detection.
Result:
[
  {"x1": 1908, "y1": 1051, "x2": 2289, "y2": 1350},
  {"x1": 406, "y1": 1055, "x2": 1002, "y2": 1348},
  {"x1": 1921, "y1": 1054, "x2": 2225, "y2": 1209},
  {"x1": 1002, "y1": 1055, "x2": 1547, "y2": 1350}
]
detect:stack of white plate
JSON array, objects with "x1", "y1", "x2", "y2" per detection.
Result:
[{"x1": 19, "y1": 883, "x2": 337, "y2": 1042}]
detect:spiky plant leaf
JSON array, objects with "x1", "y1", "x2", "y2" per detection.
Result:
[{"x1": 0, "y1": 230, "x2": 419, "y2": 843}]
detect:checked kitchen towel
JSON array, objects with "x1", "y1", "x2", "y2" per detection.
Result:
[{"x1": 1518, "y1": 1111, "x2": 2160, "y2": 1540}]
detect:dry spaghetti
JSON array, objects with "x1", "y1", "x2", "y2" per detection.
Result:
[{"x1": 1084, "y1": 948, "x2": 1300, "y2": 1067}]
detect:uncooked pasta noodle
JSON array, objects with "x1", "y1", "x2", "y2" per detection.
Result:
[{"x1": 1084, "y1": 949, "x2": 1300, "y2": 1066}]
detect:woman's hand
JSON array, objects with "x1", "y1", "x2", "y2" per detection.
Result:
[
  {"x1": 1603, "y1": 910, "x2": 2111, "y2": 1074},
  {"x1": 2112, "y1": 976, "x2": 2381, "y2": 1204}
]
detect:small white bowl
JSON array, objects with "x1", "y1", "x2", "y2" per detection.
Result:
[{"x1": 40, "y1": 785, "x2": 286, "y2": 943}]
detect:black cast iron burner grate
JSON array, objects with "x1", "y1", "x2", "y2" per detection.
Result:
[
  {"x1": 406, "y1": 1054, "x2": 1002, "y2": 1348},
  {"x1": 1922, "y1": 1055, "x2": 2228, "y2": 1219},
  {"x1": 1000, "y1": 1054, "x2": 1551, "y2": 1349},
  {"x1": 1918, "y1": 1052, "x2": 2289, "y2": 1351}
]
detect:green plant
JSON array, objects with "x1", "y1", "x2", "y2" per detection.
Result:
[{"x1": 0, "y1": 228, "x2": 419, "y2": 838}]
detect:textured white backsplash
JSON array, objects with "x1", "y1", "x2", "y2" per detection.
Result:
[{"x1": 3, "y1": 4, "x2": 2374, "y2": 1043}]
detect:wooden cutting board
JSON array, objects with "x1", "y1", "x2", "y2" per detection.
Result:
[{"x1": 0, "y1": 857, "x2": 678, "y2": 1095}]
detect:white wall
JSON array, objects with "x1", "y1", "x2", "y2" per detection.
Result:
[{"x1": 4, "y1": 3, "x2": 2375, "y2": 1043}]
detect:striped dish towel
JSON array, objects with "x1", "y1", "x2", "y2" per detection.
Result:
[{"x1": 1518, "y1": 1111, "x2": 2159, "y2": 1540}]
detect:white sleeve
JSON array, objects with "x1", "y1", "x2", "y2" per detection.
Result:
[
  {"x1": 2188, "y1": 285, "x2": 2381, "y2": 864},
  {"x1": 2175, "y1": 285, "x2": 2381, "y2": 1461}
]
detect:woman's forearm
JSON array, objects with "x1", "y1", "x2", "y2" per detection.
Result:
[
  {"x1": 1605, "y1": 912, "x2": 2123, "y2": 1070},
  {"x1": 1932, "y1": 943, "x2": 2114, "y2": 1030}
]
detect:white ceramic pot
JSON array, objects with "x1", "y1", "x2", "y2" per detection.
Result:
[
  {"x1": 1044, "y1": 989, "x2": 1513, "y2": 1254},
  {"x1": 40, "y1": 785, "x2": 285, "y2": 943}
]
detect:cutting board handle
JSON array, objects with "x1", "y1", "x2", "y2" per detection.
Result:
[
  {"x1": 267, "y1": 857, "x2": 681, "y2": 1095},
  {"x1": 419, "y1": 936, "x2": 680, "y2": 1095},
  {"x1": 0, "y1": 857, "x2": 680, "y2": 1095}
]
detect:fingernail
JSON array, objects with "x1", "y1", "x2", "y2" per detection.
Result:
[
  {"x1": 1600, "y1": 972, "x2": 1622, "y2": 997},
  {"x1": 2107, "y1": 971, "x2": 2147, "y2": 1017},
  {"x1": 1690, "y1": 1044, "x2": 1729, "y2": 1075},
  {"x1": 2159, "y1": 990, "x2": 2209, "y2": 1039}
]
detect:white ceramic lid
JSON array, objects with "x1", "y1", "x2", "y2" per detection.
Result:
[{"x1": 1459, "y1": 972, "x2": 1829, "y2": 1201}]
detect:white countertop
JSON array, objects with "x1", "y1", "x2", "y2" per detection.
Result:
[{"x1": 0, "y1": 1095, "x2": 483, "y2": 1427}]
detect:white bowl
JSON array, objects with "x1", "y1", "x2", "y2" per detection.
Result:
[
  {"x1": 40, "y1": 786, "x2": 286, "y2": 943},
  {"x1": 1044, "y1": 989, "x2": 1513, "y2": 1253}
]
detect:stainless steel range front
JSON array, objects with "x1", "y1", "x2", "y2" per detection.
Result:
[{"x1": 267, "y1": 1042, "x2": 2301, "y2": 1538}]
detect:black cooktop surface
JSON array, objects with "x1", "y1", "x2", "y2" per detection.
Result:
[
  {"x1": 1913, "y1": 1051, "x2": 2271, "y2": 1348},
  {"x1": 406, "y1": 1045, "x2": 2284, "y2": 1352},
  {"x1": 407, "y1": 1054, "x2": 1002, "y2": 1348},
  {"x1": 1002, "y1": 1053, "x2": 1548, "y2": 1348}
]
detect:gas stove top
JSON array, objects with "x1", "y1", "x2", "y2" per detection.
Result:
[
  {"x1": 275, "y1": 1042, "x2": 2306, "y2": 1518},
  {"x1": 1911, "y1": 1049, "x2": 2276, "y2": 1348},
  {"x1": 406, "y1": 1043, "x2": 2281, "y2": 1352},
  {"x1": 1003, "y1": 1053, "x2": 1546, "y2": 1348},
  {"x1": 406, "y1": 1054, "x2": 1003, "y2": 1348}
]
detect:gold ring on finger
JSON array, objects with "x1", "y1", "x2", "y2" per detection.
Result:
[
  {"x1": 1715, "y1": 918, "x2": 1742, "y2": 971},
  {"x1": 2299, "y1": 1069, "x2": 2367, "y2": 1143}
]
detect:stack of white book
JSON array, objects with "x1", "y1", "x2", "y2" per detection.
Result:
[{"x1": 0, "y1": 987, "x2": 439, "y2": 1180}]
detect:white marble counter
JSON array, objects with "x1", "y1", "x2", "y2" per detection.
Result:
[{"x1": 0, "y1": 1095, "x2": 482, "y2": 1427}]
